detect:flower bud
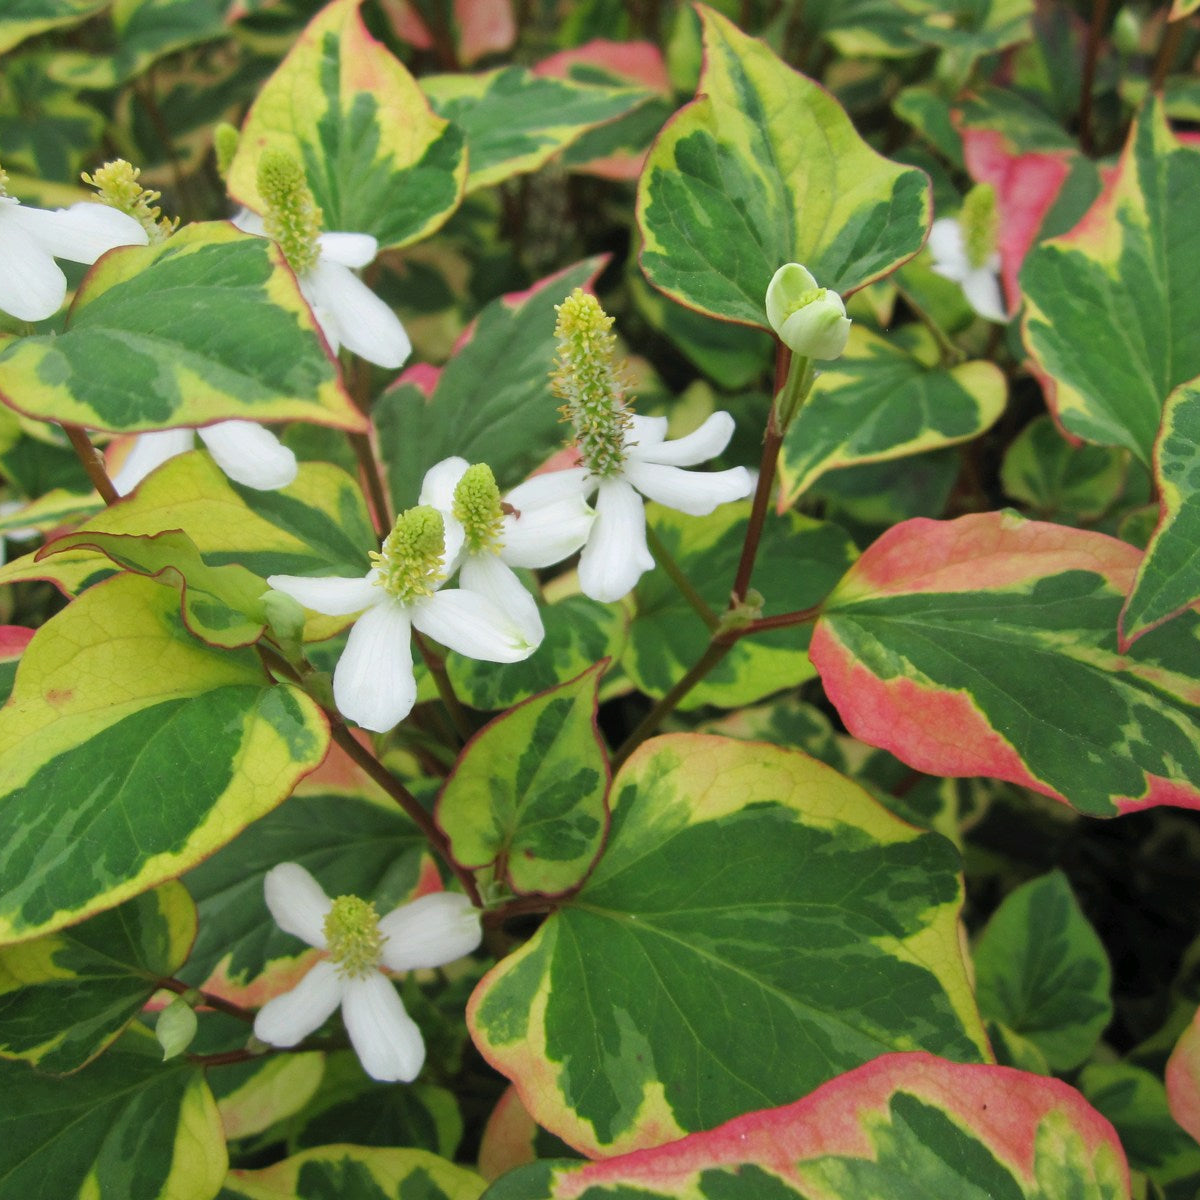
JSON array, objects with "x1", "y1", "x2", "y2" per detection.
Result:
[{"x1": 765, "y1": 264, "x2": 851, "y2": 360}]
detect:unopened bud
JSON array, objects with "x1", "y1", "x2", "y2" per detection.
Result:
[{"x1": 765, "y1": 264, "x2": 851, "y2": 360}]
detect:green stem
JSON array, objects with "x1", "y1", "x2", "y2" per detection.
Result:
[
  {"x1": 646, "y1": 523, "x2": 719, "y2": 630},
  {"x1": 1151, "y1": 14, "x2": 1185, "y2": 92},
  {"x1": 1079, "y1": 0, "x2": 1110, "y2": 154}
]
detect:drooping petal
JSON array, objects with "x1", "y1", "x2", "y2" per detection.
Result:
[
  {"x1": 253, "y1": 959, "x2": 344, "y2": 1047},
  {"x1": 926, "y1": 217, "x2": 969, "y2": 280},
  {"x1": 266, "y1": 573, "x2": 380, "y2": 616},
  {"x1": 197, "y1": 420, "x2": 298, "y2": 490},
  {"x1": 302, "y1": 258, "x2": 411, "y2": 370},
  {"x1": 42, "y1": 202, "x2": 149, "y2": 262},
  {"x1": 411, "y1": 588, "x2": 537, "y2": 662},
  {"x1": 263, "y1": 862, "x2": 332, "y2": 948},
  {"x1": 961, "y1": 264, "x2": 1007, "y2": 322},
  {"x1": 499, "y1": 472, "x2": 594, "y2": 568},
  {"x1": 333, "y1": 599, "x2": 418, "y2": 732},
  {"x1": 341, "y1": 972, "x2": 426, "y2": 1082},
  {"x1": 418, "y1": 456, "x2": 470, "y2": 511},
  {"x1": 379, "y1": 892, "x2": 483, "y2": 972},
  {"x1": 624, "y1": 460, "x2": 753, "y2": 516},
  {"x1": 317, "y1": 230, "x2": 378, "y2": 269},
  {"x1": 0, "y1": 206, "x2": 67, "y2": 322},
  {"x1": 110, "y1": 429, "x2": 195, "y2": 496},
  {"x1": 577, "y1": 477, "x2": 654, "y2": 604},
  {"x1": 632, "y1": 411, "x2": 736, "y2": 468},
  {"x1": 460, "y1": 554, "x2": 544, "y2": 648}
]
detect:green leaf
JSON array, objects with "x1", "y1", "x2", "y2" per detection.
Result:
[
  {"x1": 777, "y1": 325, "x2": 1006, "y2": 505},
  {"x1": 469, "y1": 734, "x2": 987, "y2": 1156},
  {"x1": 439, "y1": 664, "x2": 608, "y2": 897},
  {"x1": 0, "y1": 628, "x2": 32, "y2": 708},
  {"x1": 1000, "y1": 414, "x2": 1128, "y2": 522},
  {"x1": 447, "y1": 594, "x2": 626, "y2": 711},
  {"x1": 180, "y1": 785, "x2": 428, "y2": 1004},
  {"x1": 1121, "y1": 376, "x2": 1200, "y2": 644},
  {"x1": 375, "y1": 259, "x2": 603, "y2": 512},
  {"x1": 1022, "y1": 100, "x2": 1200, "y2": 465},
  {"x1": 0, "y1": 0, "x2": 109, "y2": 55},
  {"x1": 0, "y1": 882, "x2": 195, "y2": 1074},
  {"x1": 42, "y1": 529, "x2": 267, "y2": 649},
  {"x1": 637, "y1": 5, "x2": 929, "y2": 328},
  {"x1": 221, "y1": 1145, "x2": 483, "y2": 1200},
  {"x1": 623, "y1": 504, "x2": 857, "y2": 710},
  {"x1": 0, "y1": 222, "x2": 363, "y2": 435},
  {"x1": 422, "y1": 66, "x2": 651, "y2": 193},
  {"x1": 1080, "y1": 1062, "x2": 1200, "y2": 1186},
  {"x1": 811, "y1": 512, "x2": 1200, "y2": 816},
  {"x1": 0, "y1": 572, "x2": 327, "y2": 945},
  {"x1": 0, "y1": 1025, "x2": 227, "y2": 1200},
  {"x1": 974, "y1": 871, "x2": 1112, "y2": 1071},
  {"x1": 228, "y1": 0, "x2": 466, "y2": 250},
  {"x1": 482, "y1": 1053, "x2": 1129, "y2": 1199},
  {"x1": 214, "y1": 1053, "x2": 325, "y2": 1142},
  {"x1": 110, "y1": 0, "x2": 228, "y2": 83}
]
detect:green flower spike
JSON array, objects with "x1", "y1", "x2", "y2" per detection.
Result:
[
  {"x1": 453, "y1": 463, "x2": 505, "y2": 554},
  {"x1": 369, "y1": 505, "x2": 447, "y2": 604},
  {"x1": 551, "y1": 287, "x2": 633, "y2": 478},
  {"x1": 324, "y1": 895, "x2": 385, "y2": 979},
  {"x1": 256, "y1": 149, "x2": 322, "y2": 276},
  {"x1": 82, "y1": 159, "x2": 178, "y2": 243}
]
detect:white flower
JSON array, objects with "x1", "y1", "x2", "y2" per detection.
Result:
[
  {"x1": 418, "y1": 456, "x2": 595, "y2": 647},
  {"x1": 0, "y1": 195, "x2": 148, "y2": 322},
  {"x1": 570, "y1": 412, "x2": 752, "y2": 604},
  {"x1": 927, "y1": 216, "x2": 1006, "y2": 323},
  {"x1": 232, "y1": 210, "x2": 411, "y2": 369},
  {"x1": 267, "y1": 505, "x2": 539, "y2": 733},
  {"x1": 254, "y1": 863, "x2": 482, "y2": 1083},
  {"x1": 111, "y1": 420, "x2": 298, "y2": 495},
  {"x1": 764, "y1": 263, "x2": 851, "y2": 359}
]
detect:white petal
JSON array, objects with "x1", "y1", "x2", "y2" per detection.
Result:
[
  {"x1": 499, "y1": 481, "x2": 594, "y2": 569},
  {"x1": 318, "y1": 231, "x2": 379, "y2": 269},
  {"x1": 578, "y1": 478, "x2": 654, "y2": 604},
  {"x1": 379, "y1": 892, "x2": 483, "y2": 972},
  {"x1": 110, "y1": 429, "x2": 196, "y2": 496},
  {"x1": 460, "y1": 554, "x2": 544, "y2": 648},
  {"x1": 267, "y1": 573, "x2": 380, "y2": 616},
  {"x1": 333, "y1": 599, "x2": 418, "y2": 732},
  {"x1": 926, "y1": 217, "x2": 968, "y2": 277},
  {"x1": 504, "y1": 467, "x2": 591, "y2": 508},
  {"x1": 411, "y1": 588, "x2": 537, "y2": 662},
  {"x1": 624, "y1": 460, "x2": 753, "y2": 516},
  {"x1": 254, "y1": 959, "x2": 343, "y2": 1047},
  {"x1": 44, "y1": 202, "x2": 148, "y2": 262},
  {"x1": 625, "y1": 414, "x2": 668, "y2": 453},
  {"x1": 197, "y1": 420, "x2": 298, "y2": 490},
  {"x1": 418, "y1": 456, "x2": 470, "y2": 511},
  {"x1": 0, "y1": 210, "x2": 67, "y2": 322},
  {"x1": 632, "y1": 411, "x2": 736, "y2": 467},
  {"x1": 303, "y1": 258, "x2": 411, "y2": 370},
  {"x1": 341, "y1": 972, "x2": 426, "y2": 1082},
  {"x1": 264, "y1": 862, "x2": 332, "y2": 948},
  {"x1": 230, "y1": 208, "x2": 267, "y2": 237},
  {"x1": 961, "y1": 267, "x2": 1008, "y2": 322}
]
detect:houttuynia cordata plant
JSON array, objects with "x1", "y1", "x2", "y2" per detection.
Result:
[{"x1": 1, "y1": 0, "x2": 1199, "y2": 1196}]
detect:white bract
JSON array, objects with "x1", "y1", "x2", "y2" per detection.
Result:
[
  {"x1": 268, "y1": 505, "x2": 539, "y2": 733},
  {"x1": 765, "y1": 263, "x2": 851, "y2": 359},
  {"x1": 111, "y1": 420, "x2": 297, "y2": 495},
  {"x1": 927, "y1": 185, "x2": 1006, "y2": 323},
  {"x1": 418, "y1": 456, "x2": 595, "y2": 647},
  {"x1": 254, "y1": 863, "x2": 481, "y2": 1083},
  {"x1": 0, "y1": 194, "x2": 148, "y2": 323},
  {"x1": 233, "y1": 209, "x2": 411, "y2": 369},
  {"x1": 569, "y1": 412, "x2": 752, "y2": 604}
]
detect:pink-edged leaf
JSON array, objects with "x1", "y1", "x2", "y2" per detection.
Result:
[
  {"x1": 482, "y1": 1053, "x2": 1130, "y2": 1199},
  {"x1": 376, "y1": 258, "x2": 605, "y2": 510},
  {"x1": 960, "y1": 127, "x2": 1073, "y2": 316},
  {"x1": 535, "y1": 40, "x2": 671, "y2": 92},
  {"x1": 0, "y1": 626, "x2": 35, "y2": 707},
  {"x1": 379, "y1": 0, "x2": 516, "y2": 64},
  {"x1": 1167, "y1": 1006, "x2": 1200, "y2": 1145},
  {"x1": 811, "y1": 512, "x2": 1200, "y2": 817},
  {"x1": 1120, "y1": 376, "x2": 1200, "y2": 645}
]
